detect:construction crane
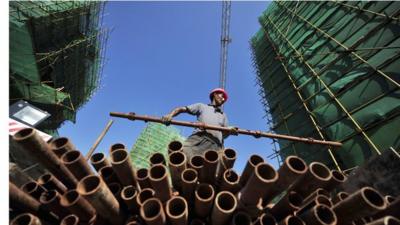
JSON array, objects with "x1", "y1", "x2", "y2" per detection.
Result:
[{"x1": 219, "y1": 0, "x2": 232, "y2": 90}]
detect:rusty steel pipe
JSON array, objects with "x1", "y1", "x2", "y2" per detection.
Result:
[
  {"x1": 181, "y1": 168, "x2": 198, "y2": 205},
  {"x1": 366, "y1": 216, "x2": 400, "y2": 225},
  {"x1": 137, "y1": 188, "x2": 156, "y2": 208},
  {"x1": 109, "y1": 143, "x2": 126, "y2": 155},
  {"x1": 333, "y1": 187, "x2": 387, "y2": 225},
  {"x1": 194, "y1": 183, "x2": 215, "y2": 218},
  {"x1": 110, "y1": 149, "x2": 137, "y2": 187},
  {"x1": 108, "y1": 182, "x2": 126, "y2": 209},
  {"x1": 289, "y1": 162, "x2": 332, "y2": 198},
  {"x1": 21, "y1": 181, "x2": 47, "y2": 200},
  {"x1": 217, "y1": 148, "x2": 237, "y2": 180},
  {"x1": 239, "y1": 154, "x2": 264, "y2": 187},
  {"x1": 255, "y1": 213, "x2": 277, "y2": 225},
  {"x1": 13, "y1": 128, "x2": 78, "y2": 188},
  {"x1": 372, "y1": 196, "x2": 400, "y2": 219},
  {"x1": 384, "y1": 195, "x2": 395, "y2": 205},
  {"x1": 190, "y1": 218, "x2": 206, "y2": 225},
  {"x1": 60, "y1": 190, "x2": 96, "y2": 224},
  {"x1": 110, "y1": 112, "x2": 343, "y2": 147},
  {"x1": 270, "y1": 191, "x2": 303, "y2": 221},
  {"x1": 325, "y1": 170, "x2": 347, "y2": 192},
  {"x1": 150, "y1": 152, "x2": 166, "y2": 166},
  {"x1": 240, "y1": 162, "x2": 278, "y2": 206},
  {"x1": 279, "y1": 215, "x2": 306, "y2": 225},
  {"x1": 211, "y1": 191, "x2": 237, "y2": 225},
  {"x1": 189, "y1": 155, "x2": 204, "y2": 180},
  {"x1": 169, "y1": 151, "x2": 187, "y2": 191},
  {"x1": 50, "y1": 137, "x2": 75, "y2": 158},
  {"x1": 168, "y1": 140, "x2": 183, "y2": 154},
  {"x1": 77, "y1": 175, "x2": 126, "y2": 225},
  {"x1": 90, "y1": 152, "x2": 111, "y2": 172},
  {"x1": 302, "y1": 188, "x2": 330, "y2": 204},
  {"x1": 140, "y1": 198, "x2": 167, "y2": 225},
  {"x1": 166, "y1": 196, "x2": 188, "y2": 225},
  {"x1": 61, "y1": 150, "x2": 94, "y2": 180},
  {"x1": 125, "y1": 215, "x2": 142, "y2": 225},
  {"x1": 39, "y1": 190, "x2": 70, "y2": 219},
  {"x1": 99, "y1": 166, "x2": 120, "y2": 186},
  {"x1": 37, "y1": 173, "x2": 67, "y2": 194},
  {"x1": 299, "y1": 204, "x2": 337, "y2": 225},
  {"x1": 198, "y1": 150, "x2": 219, "y2": 184},
  {"x1": 219, "y1": 169, "x2": 240, "y2": 194},
  {"x1": 296, "y1": 195, "x2": 333, "y2": 215},
  {"x1": 121, "y1": 185, "x2": 139, "y2": 214},
  {"x1": 231, "y1": 211, "x2": 252, "y2": 225},
  {"x1": 149, "y1": 164, "x2": 172, "y2": 203},
  {"x1": 10, "y1": 162, "x2": 34, "y2": 187},
  {"x1": 10, "y1": 213, "x2": 42, "y2": 225},
  {"x1": 60, "y1": 215, "x2": 79, "y2": 225},
  {"x1": 136, "y1": 168, "x2": 151, "y2": 189},
  {"x1": 332, "y1": 191, "x2": 349, "y2": 204}
]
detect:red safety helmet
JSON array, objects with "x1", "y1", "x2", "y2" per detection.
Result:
[{"x1": 209, "y1": 88, "x2": 228, "y2": 101}]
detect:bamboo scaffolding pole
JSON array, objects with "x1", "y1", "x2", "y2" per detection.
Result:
[{"x1": 110, "y1": 112, "x2": 342, "y2": 147}]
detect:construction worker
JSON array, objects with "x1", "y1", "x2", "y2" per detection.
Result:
[{"x1": 162, "y1": 88, "x2": 237, "y2": 159}]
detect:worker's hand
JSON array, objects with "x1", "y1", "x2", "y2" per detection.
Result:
[
  {"x1": 228, "y1": 126, "x2": 239, "y2": 136},
  {"x1": 161, "y1": 114, "x2": 173, "y2": 125}
]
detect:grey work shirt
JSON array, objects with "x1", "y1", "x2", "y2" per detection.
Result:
[{"x1": 185, "y1": 103, "x2": 228, "y2": 145}]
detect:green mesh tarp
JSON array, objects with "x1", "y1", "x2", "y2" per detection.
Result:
[{"x1": 251, "y1": 1, "x2": 400, "y2": 170}]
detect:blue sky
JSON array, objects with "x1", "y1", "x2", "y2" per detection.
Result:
[{"x1": 58, "y1": 1, "x2": 277, "y2": 173}]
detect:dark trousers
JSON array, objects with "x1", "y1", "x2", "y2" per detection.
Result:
[{"x1": 182, "y1": 132, "x2": 223, "y2": 160}]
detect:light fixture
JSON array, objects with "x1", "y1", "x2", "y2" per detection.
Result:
[{"x1": 9, "y1": 100, "x2": 50, "y2": 127}]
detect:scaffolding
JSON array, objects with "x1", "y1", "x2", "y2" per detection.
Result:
[
  {"x1": 130, "y1": 123, "x2": 186, "y2": 169},
  {"x1": 9, "y1": 1, "x2": 108, "y2": 132},
  {"x1": 251, "y1": 1, "x2": 400, "y2": 170}
]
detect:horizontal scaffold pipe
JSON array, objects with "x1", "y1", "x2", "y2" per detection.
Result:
[{"x1": 110, "y1": 112, "x2": 342, "y2": 147}]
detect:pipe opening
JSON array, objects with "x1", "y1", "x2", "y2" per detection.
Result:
[
  {"x1": 142, "y1": 199, "x2": 161, "y2": 219},
  {"x1": 232, "y1": 212, "x2": 251, "y2": 225},
  {"x1": 250, "y1": 155, "x2": 264, "y2": 166},
  {"x1": 62, "y1": 190, "x2": 79, "y2": 205},
  {"x1": 168, "y1": 197, "x2": 186, "y2": 217},
  {"x1": 315, "y1": 205, "x2": 335, "y2": 225},
  {"x1": 99, "y1": 166, "x2": 114, "y2": 179},
  {"x1": 385, "y1": 217, "x2": 400, "y2": 225},
  {"x1": 315, "y1": 188, "x2": 329, "y2": 197},
  {"x1": 61, "y1": 215, "x2": 79, "y2": 225},
  {"x1": 310, "y1": 163, "x2": 331, "y2": 180},
  {"x1": 77, "y1": 176, "x2": 100, "y2": 195},
  {"x1": 38, "y1": 173, "x2": 51, "y2": 184},
  {"x1": 288, "y1": 192, "x2": 303, "y2": 207},
  {"x1": 150, "y1": 153, "x2": 165, "y2": 165},
  {"x1": 168, "y1": 141, "x2": 183, "y2": 151},
  {"x1": 224, "y1": 148, "x2": 236, "y2": 159},
  {"x1": 150, "y1": 165, "x2": 166, "y2": 180},
  {"x1": 138, "y1": 189, "x2": 155, "y2": 205},
  {"x1": 190, "y1": 156, "x2": 204, "y2": 168},
  {"x1": 52, "y1": 137, "x2": 69, "y2": 148},
  {"x1": 111, "y1": 149, "x2": 128, "y2": 163},
  {"x1": 287, "y1": 156, "x2": 307, "y2": 173},
  {"x1": 14, "y1": 128, "x2": 34, "y2": 139},
  {"x1": 122, "y1": 186, "x2": 137, "y2": 199},
  {"x1": 169, "y1": 152, "x2": 185, "y2": 165},
  {"x1": 316, "y1": 196, "x2": 332, "y2": 207},
  {"x1": 363, "y1": 188, "x2": 385, "y2": 208},
  {"x1": 216, "y1": 192, "x2": 236, "y2": 211},
  {"x1": 40, "y1": 190, "x2": 57, "y2": 203},
  {"x1": 90, "y1": 153, "x2": 105, "y2": 163},
  {"x1": 11, "y1": 214, "x2": 33, "y2": 225},
  {"x1": 385, "y1": 195, "x2": 395, "y2": 204},
  {"x1": 287, "y1": 216, "x2": 304, "y2": 225},
  {"x1": 190, "y1": 218, "x2": 205, "y2": 225},
  {"x1": 331, "y1": 170, "x2": 346, "y2": 182},
  {"x1": 22, "y1": 182, "x2": 39, "y2": 193},
  {"x1": 62, "y1": 151, "x2": 80, "y2": 163},
  {"x1": 137, "y1": 168, "x2": 148, "y2": 179},
  {"x1": 196, "y1": 184, "x2": 214, "y2": 200},
  {"x1": 182, "y1": 169, "x2": 197, "y2": 182},
  {"x1": 260, "y1": 214, "x2": 276, "y2": 225},
  {"x1": 110, "y1": 143, "x2": 125, "y2": 152},
  {"x1": 204, "y1": 150, "x2": 218, "y2": 162},
  {"x1": 337, "y1": 192, "x2": 349, "y2": 201},
  {"x1": 224, "y1": 170, "x2": 238, "y2": 183},
  {"x1": 256, "y1": 163, "x2": 278, "y2": 182}
]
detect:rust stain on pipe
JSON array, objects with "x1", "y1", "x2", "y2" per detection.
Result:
[
  {"x1": 270, "y1": 191, "x2": 303, "y2": 221},
  {"x1": 50, "y1": 137, "x2": 75, "y2": 158},
  {"x1": 136, "y1": 168, "x2": 151, "y2": 190},
  {"x1": 60, "y1": 214, "x2": 79, "y2": 225},
  {"x1": 194, "y1": 183, "x2": 215, "y2": 218},
  {"x1": 219, "y1": 169, "x2": 240, "y2": 194},
  {"x1": 239, "y1": 154, "x2": 264, "y2": 187},
  {"x1": 61, "y1": 150, "x2": 94, "y2": 180},
  {"x1": 13, "y1": 128, "x2": 78, "y2": 188},
  {"x1": 60, "y1": 190, "x2": 96, "y2": 223},
  {"x1": 77, "y1": 175, "x2": 126, "y2": 225},
  {"x1": 299, "y1": 204, "x2": 337, "y2": 225},
  {"x1": 140, "y1": 198, "x2": 166, "y2": 225},
  {"x1": 38, "y1": 173, "x2": 67, "y2": 194},
  {"x1": 231, "y1": 211, "x2": 252, "y2": 225},
  {"x1": 333, "y1": 187, "x2": 387, "y2": 225},
  {"x1": 110, "y1": 149, "x2": 137, "y2": 187},
  {"x1": 169, "y1": 151, "x2": 187, "y2": 192},
  {"x1": 10, "y1": 213, "x2": 42, "y2": 225},
  {"x1": 166, "y1": 196, "x2": 188, "y2": 225},
  {"x1": 90, "y1": 153, "x2": 111, "y2": 172},
  {"x1": 211, "y1": 191, "x2": 237, "y2": 225},
  {"x1": 149, "y1": 164, "x2": 172, "y2": 203},
  {"x1": 200, "y1": 150, "x2": 219, "y2": 184},
  {"x1": 168, "y1": 140, "x2": 183, "y2": 154},
  {"x1": 21, "y1": 181, "x2": 47, "y2": 200},
  {"x1": 150, "y1": 152, "x2": 166, "y2": 166},
  {"x1": 39, "y1": 190, "x2": 70, "y2": 219},
  {"x1": 181, "y1": 168, "x2": 198, "y2": 205},
  {"x1": 121, "y1": 185, "x2": 139, "y2": 214}
]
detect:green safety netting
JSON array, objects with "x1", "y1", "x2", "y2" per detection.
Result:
[
  {"x1": 251, "y1": 1, "x2": 400, "y2": 170},
  {"x1": 9, "y1": 1, "x2": 106, "y2": 131}
]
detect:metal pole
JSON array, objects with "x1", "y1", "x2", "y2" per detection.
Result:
[{"x1": 85, "y1": 120, "x2": 114, "y2": 160}]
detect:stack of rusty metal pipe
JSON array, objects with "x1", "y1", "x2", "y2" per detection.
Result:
[{"x1": 10, "y1": 128, "x2": 400, "y2": 225}]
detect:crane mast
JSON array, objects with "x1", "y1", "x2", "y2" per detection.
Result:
[{"x1": 219, "y1": 0, "x2": 232, "y2": 90}]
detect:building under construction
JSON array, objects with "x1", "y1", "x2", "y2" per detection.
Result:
[
  {"x1": 251, "y1": 1, "x2": 400, "y2": 171},
  {"x1": 9, "y1": 1, "x2": 108, "y2": 133}
]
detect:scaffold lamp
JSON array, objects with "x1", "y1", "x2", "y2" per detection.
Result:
[{"x1": 9, "y1": 100, "x2": 50, "y2": 127}]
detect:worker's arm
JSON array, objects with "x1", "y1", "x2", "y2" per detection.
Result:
[{"x1": 162, "y1": 107, "x2": 188, "y2": 125}]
